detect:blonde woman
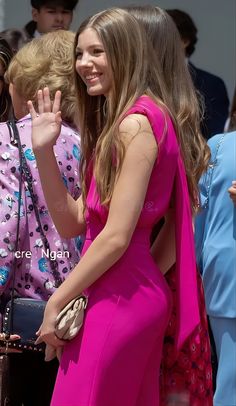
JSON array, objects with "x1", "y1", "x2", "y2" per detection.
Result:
[
  {"x1": 29, "y1": 8, "x2": 208, "y2": 406},
  {"x1": 0, "y1": 30, "x2": 81, "y2": 406}
]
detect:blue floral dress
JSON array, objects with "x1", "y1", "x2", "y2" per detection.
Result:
[{"x1": 0, "y1": 115, "x2": 82, "y2": 309}]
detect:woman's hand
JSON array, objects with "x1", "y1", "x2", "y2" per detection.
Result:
[
  {"x1": 0, "y1": 333, "x2": 22, "y2": 353},
  {"x1": 28, "y1": 87, "x2": 62, "y2": 152},
  {"x1": 228, "y1": 180, "x2": 236, "y2": 206},
  {"x1": 35, "y1": 301, "x2": 64, "y2": 348}
]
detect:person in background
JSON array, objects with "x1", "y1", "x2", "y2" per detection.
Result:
[
  {"x1": 0, "y1": 30, "x2": 81, "y2": 406},
  {"x1": 29, "y1": 8, "x2": 208, "y2": 406},
  {"x1": 0, "y1": 37, "x2": 13, "y2": 121},
  {"x1": 126, "y1": 6, "x2": 212, "y2": 404},
  {"x1": 0, "y1": 28, "x2": 29, "y2": 53},
  {"x1": 195, "y1": 92, "x2": 236, "y2": 405},
  {"x1": 167, "y1": 9, "x2": 229, "y2": 140},
  {"x1": 24, "y1": 0, "x2": 79, "y2": 39}
]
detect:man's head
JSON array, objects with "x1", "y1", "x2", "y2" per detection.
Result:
[
  {"x1": 31, "y1": 0, "x2": 78, "y2": 34},
  {"x1": 166, "y1": 9, "x2": 198, "y2": 57}
]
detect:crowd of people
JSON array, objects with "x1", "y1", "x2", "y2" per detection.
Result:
[{"x1": 0, "y1": 1, "x2": 235, "y2": 405}]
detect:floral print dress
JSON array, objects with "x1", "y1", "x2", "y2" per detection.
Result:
[{"x1": 0, "y1": 115, "x2": 82, "y2": 309}]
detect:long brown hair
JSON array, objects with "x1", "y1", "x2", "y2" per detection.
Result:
[
  {"x1": 126, "y1": 6, "x2": 210, "y2": 209},
  {"x1": 74, "y1": 8, "x2": 174, "y2": 206},
  {"x1": 74, "y1": 7, "x2": 209, "y2": 209}
]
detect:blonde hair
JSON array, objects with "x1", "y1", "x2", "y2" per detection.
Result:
[
  {"x1": 75, "y1": 8, "x2": 174, "y2": 206},
  {"x1": 126, "y1": 6, "x2": 210, "y2": 209},
  {"x1": 6, "y1": 30, "x2": 76, "y2": 124}
]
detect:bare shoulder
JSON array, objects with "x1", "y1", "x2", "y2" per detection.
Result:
[
  {"x1": 119, "y1": 113, "x2": 157, "y2": 151},
  {"x1": 119, "y1": 113, "x2": 153, "y2": 137}
]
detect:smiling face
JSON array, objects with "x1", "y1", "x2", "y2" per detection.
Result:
[{"x1": 75, "y1": 28, "x2": 113, "y2": 98}]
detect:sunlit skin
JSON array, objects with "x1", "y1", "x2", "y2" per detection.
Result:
[
  {"x1": 75, "y1": 28, "x2": 113, "y2": 97},
  {"x1": 32, "y1": 6, "x2": 73, "y2": 34}
]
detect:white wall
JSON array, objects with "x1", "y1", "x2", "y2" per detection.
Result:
[{"x1": 4, "y1": 0, "x2": 236, "y2": 103}]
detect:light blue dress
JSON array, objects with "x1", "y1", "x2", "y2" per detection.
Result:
[{"x1": 195, "y1": 131, "x2": 236, "y2": 405}]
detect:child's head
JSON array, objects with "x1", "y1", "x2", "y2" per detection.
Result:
[{"x1": 31, "y1": 0, "x2": 79, "y2": 34}]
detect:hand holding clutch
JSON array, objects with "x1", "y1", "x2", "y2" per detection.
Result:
[{"x1": 44, "y1": 295, "x2": 88, "y2": 361}]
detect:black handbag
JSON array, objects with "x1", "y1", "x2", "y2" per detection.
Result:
[
  {"x1": 0, "y1": 120, "x2": 62, "y2": 353},
  {"x1": 2, "y1": 299, "x2": 46, "y2": 352}
]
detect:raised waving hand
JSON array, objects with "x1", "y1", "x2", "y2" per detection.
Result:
[{"x1": 28, "y1": 87, "x2": 62, "y2": 151}]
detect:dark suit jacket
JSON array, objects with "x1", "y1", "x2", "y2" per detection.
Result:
[{"x1": 189, "y1": 62, "x2": 229, "y2": 139}]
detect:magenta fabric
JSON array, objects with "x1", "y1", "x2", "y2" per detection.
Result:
[{"x1": 51, "y1": 96, "x2": 200, "y2": 406}]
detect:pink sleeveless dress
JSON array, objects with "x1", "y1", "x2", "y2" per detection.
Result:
[{"x1": 51, "y1": 96, "x2": 200, "y2": 406}]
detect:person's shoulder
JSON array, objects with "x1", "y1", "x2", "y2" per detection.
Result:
[
  {"x1": 207, "y1": 132, "x2": 224, "y2": 148},
  {"x1": 16, "y1": 114, "x2": 32, "y2": 124},
  {"x1": 119, "y1": 110, "x2": 157, "y2": 153},
  {"x1": 128, "y1": 95, "x2": 166, "y2": 117},
  {"x1": 123, "y1": 96, "x2": 169, "y2": 131},
  {"x1": 15, "y1": 115, "x2": 33, "y2": 138},
  {"x1": 53, "y1": 122, "x2": 81, "y2": 162},
  {"x1": 60, "y1": 122, "x2": 81, "y2": 143},
  {"x1": 119, "y1": 112, "x2": 152, "y2": 137},
  {"x1": 207, "y1": 131, "x2": 235, "y2": 155},
  {"x1": 61, "y1": 121, "x2": 80, "y2": 135},
  {"x1": 190, "y1": 62, "x2": 226, "y2": 87}
]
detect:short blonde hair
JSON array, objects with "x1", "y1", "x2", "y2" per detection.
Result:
[{"x1": 6, "y1": 30, "x2": 76, "y2": 124}]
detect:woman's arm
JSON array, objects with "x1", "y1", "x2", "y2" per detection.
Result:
[
  {"x1": 32, "y1": 147, "x2": 86, "y2": 238},
  {"x1": 37, "y1": 113, "x2": 158, "y2": 347},
  {"x1": 28, "y1": 88, "x2": 86, "y2": 238},
  {"x1": 150, "y1": 209, "x2": 176, "y2": 275}
]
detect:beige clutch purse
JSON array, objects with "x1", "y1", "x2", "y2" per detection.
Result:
[
  {"x1": 55, "y1": 295, "x2": 88, "y2": 340},
  {"x1": 45, "y1": 295, "x2": 88, "y2": 362}
]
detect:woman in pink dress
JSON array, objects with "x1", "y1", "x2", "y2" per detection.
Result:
[{"x1": 29, "y1": 8, "x2": 209, "y2": 406}]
